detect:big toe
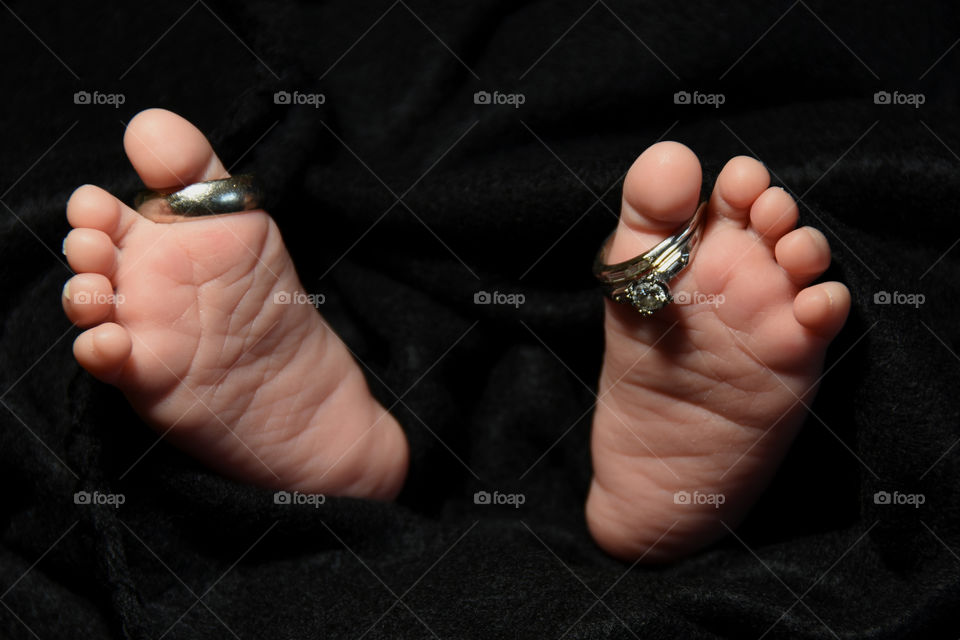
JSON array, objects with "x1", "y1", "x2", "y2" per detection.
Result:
[
  {"x1": 123, "y1": 108, "x2": 228, "y2": 189},
  {"x1": 605, "y1": 141, "x2": 702, "y2": 264}
]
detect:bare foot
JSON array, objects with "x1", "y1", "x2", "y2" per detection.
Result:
[
  {"x1": 62, "y1": 109, "x2": 408, "y2": 499},
  {"x1": 586, "y1": 142, "x2": 850, "y2": 561}
]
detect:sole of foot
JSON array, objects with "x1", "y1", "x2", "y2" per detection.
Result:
[
  {"x1": 62, "y1": 109, "x2": 408, "y2": 499},
  {"x1": 586, "y1": 142, "x2": 849, "y2": 562}
]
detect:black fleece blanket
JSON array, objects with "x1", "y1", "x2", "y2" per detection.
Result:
[{"x1": 2, "y1": 1, "x2": 959, "y2": 638}]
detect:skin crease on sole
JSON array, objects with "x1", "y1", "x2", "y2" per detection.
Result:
[{"x1": 62, "y1": 108, "x2": 409, "y2": 500}]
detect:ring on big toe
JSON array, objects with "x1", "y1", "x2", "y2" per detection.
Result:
[
  {"x1": 592, "y1": 201, "x2": 706, "y2": 316},
  {"x1": 134, "y1": 174, "x2": 264, "y2": 223}
]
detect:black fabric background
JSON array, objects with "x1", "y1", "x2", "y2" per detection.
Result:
[{"x1": 1, "y1": 1, "x2": 959, "y2": 638}]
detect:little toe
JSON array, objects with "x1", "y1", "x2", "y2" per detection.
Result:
[
  {"x1": 73, "y1": 322, "x2": 132, "y2": 384},
  {"x1": 67, "y1": 184, "x2": 140, "y2": 244},
  {"x1": 63, "y1": 228, "x2": 117, "y2": 277},
  {"x1": 708, "y1": 156, "x2": 770, "y2": 225},
  {"x1": 774, "y1": 226, "x2": 831, "y2": 285},
  {"x1": 749, "y1": 186, "x2": 798, "y2": 243},
  {"x1": 794, "y1": 282, "x2": 850, "y2": 339},
  {"x1": 62, "y1": 273, "x2": 116, "y2": 327},
  {"x1": 606, "y1": 141, "x2": 702, "y2": 264}
]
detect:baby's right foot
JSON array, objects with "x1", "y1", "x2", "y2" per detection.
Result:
[
  {"x1": 586, "y1": 143, "x2": 849, "y2": 561},
  {"x1": 62, "y1": 109, "x2": 408, "y2": 499}
]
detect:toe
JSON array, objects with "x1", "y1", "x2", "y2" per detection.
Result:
[
  {"x1": 124, "y1": 108, "x2": 229, "y2": 189},
  {"x1": 73, "y1": 322, "x2": 132, "y2": 384},
  {"x1": 606, "y1": 141, "x2": 702, "y2": 264},
  {"x1": 774, "y1": 227, "x2": 831, "y2": 285},
  {"x1": 794, "y1": 282, "x2": 850, "y2": 339},
  {"x1": 749, "y1": 186, "x2": 798, "y2": 243},
  {"x1": 63, "y1": 228, "x2": 117, "y2": 277},
  {"x1": 708, "y1": 156, "x2": 770, "y2": 225},
  {"x1": 62, "y1": 274, "x2": 116, "y2": 327},
  {"x1": 67, "y1": 184, "x2": 140, "y2": 244}
]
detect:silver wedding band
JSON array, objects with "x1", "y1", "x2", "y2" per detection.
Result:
[{"x1": 134, "y1": 174, "x2": 263, "y2": 222}]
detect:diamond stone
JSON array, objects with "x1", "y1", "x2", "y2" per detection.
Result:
[{"x1": 625, "y1": 278, "x2": 670, "y2": 315}]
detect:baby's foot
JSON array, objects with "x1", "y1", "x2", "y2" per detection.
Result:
[
  {"x1": 586, "y1": 143, "x2": 850, "y2": 561},
  {"x1": 61, "y1": 109, "x2": 407, "y2": 499}
]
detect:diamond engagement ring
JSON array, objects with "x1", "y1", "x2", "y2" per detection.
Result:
[
  {"x1": 593, "y1": 201, "x2": 706, "y2": 316},
  {"x1": 134, "y1": 174, "x2": 263, "y2": 223}
]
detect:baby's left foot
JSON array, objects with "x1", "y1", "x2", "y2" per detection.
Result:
[{"x1": 586, "y1": 143, "x2": 850, "y2": 562}]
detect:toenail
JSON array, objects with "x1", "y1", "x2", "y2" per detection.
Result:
[
  {"x1": 62, "y1": 281, "x2": 70, "y2": 300},
  {"x1": 804, "y1": 227, "x2": 827, "y2": 245},
  {"x1": 62, "y1": 236, "x2": 68, "y2": 255}
]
